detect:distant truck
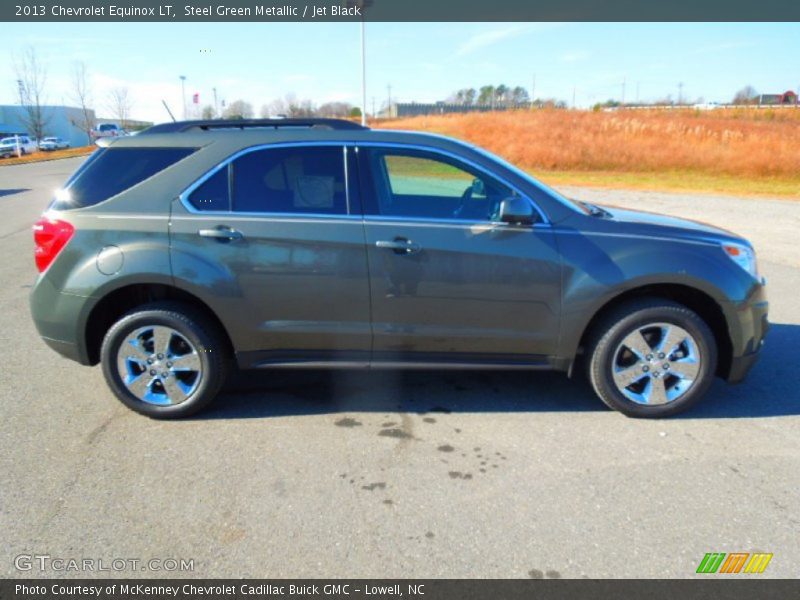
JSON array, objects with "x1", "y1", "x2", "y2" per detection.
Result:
[
  {"x1": 91, "y1": 123, "x2": 127, "y2": 140},
  {"x1": 0, "y1": 135, "x2": 38, "y2": 158}
]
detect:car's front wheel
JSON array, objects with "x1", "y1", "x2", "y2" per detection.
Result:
[
  {"x1": 587, "y1": 298, "x2": 717, "y2": 418},
  {"x1": 100, "y1": 302, "x2": 229, "y2": 418}
]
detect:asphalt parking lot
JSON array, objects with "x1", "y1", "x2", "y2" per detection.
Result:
[{"x1": 1, "y1": 157, "x2": 798, "y2": 578}]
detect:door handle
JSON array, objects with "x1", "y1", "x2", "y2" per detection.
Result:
[
  {"x1": 198, "y1": 227, "x2": 244, "y2": 242},
  {"x1": 375, "y1": 238, "x2": 421, "y2": 255}
]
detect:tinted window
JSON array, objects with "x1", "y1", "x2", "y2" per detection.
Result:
[
  {"x1": 56, "y1": 147, "x2": 195, "y2": 209},
  {"x1": 365, "y1": 148, "x2": 514, "y2": 221},
  {"x1": 187, "y1": 167, "x2": 229, "y2": 211},
  {"x1": 232, "y1": 146, "x2": 347, "y2": 214}
]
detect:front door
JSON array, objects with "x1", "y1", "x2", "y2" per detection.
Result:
[{"x1": 357, "y1": 145, "x2": 562, "y2": 363}]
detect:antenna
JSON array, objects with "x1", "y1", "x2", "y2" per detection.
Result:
[{"x1": 162, "y1": 100, "x2": 177, "y2": 122}]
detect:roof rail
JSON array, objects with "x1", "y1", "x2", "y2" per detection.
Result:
[{"x1": 141, "y1": 118, "x2": 367, "y2": 135}]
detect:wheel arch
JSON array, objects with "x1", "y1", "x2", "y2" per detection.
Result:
[
  {"x1": 83, "y1": 283, "x2": 234, "y2": 366},
  {"x1": 573, "y1": 283, "x2": 733, "y2": 379}
]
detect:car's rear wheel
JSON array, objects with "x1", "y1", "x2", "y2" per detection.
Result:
[
  {"x1": 100, "y1": 302, "x2": 229, "y2": 418},
  {"x1": 587, "y1": 298, "x2": 717, "y2": 418}
]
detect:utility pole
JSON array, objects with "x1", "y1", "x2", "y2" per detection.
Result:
[
  {"x1": 372, "y1": 96, "x2": 376, "y2": 119},
  {"x1": 360, "y1": 18, "x2": 367, "y2": 126},
  {"x1": 678, "y1": 82, "x2": 684, "y2": 106},
  {"x1": 212, "y1": 87, "x2": 219, "y2": 118},
  {"x1": 179, "y1": 75, "x2": 187, "y2": 120},
  {"x1": 16, "y1": 79, "x2": 24, "y2": 105}
]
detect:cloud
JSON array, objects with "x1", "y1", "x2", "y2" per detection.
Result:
[
  {"x1": 454, "y1": 24, "x2": 535, "y2": 58},
  {"x1": 699, "y1": 41, "x2": 756, "y2": 52},
  {"x1": 560, "y1": 50, "x2": 590, "y2": 63}
]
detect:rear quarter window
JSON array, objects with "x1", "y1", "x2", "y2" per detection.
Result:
[{"x1": 53, "y1": 147, "x2": 195, "y2": 209}]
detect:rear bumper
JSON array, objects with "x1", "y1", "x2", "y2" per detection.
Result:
[
  {"x1": 723, "y1": 279, "x2": 769, "y2": 383},
  {"x1": 30, "y1": 276, "x2": 93, "y2": 366}
]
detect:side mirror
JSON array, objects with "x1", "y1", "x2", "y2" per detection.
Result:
[{"x1": 497, "y1": 197, "x2": 535, "y2": 226}]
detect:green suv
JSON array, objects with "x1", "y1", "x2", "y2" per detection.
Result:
[{"x1": 30, "y1": 119, "x2": 768, "y2": 418}]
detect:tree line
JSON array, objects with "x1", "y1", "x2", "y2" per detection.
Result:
[
  {"x1": 447, "y1": 84, "x2": 531, "y2": 107},
  {"x1": 207, "y1": 94, "x2": 362, "y2": 120}
]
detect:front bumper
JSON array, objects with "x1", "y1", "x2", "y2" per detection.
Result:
[{"x1": 723, "y1": 278, "x2": 769, "y2": 383}]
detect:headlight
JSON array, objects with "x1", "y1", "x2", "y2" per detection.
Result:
[{"x1": 722, "y1": 242, "x2": 758, "y2": 279}]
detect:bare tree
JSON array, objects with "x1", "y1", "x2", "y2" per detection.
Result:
[
  {"x1": 223, "y1": 99, "x2": 254, "y2": 119},
  {"x1": 201, "y1": 105, "x2": 215, "y2": 119},
  {"x1": 317, "y1": 101, "x2": 353, "y2": 118},
  {"x1": 70, "y1": 61, "x2": 95, "y2": 145},
  {"x1": 107, "y1": 87, "x2": 132, "y2": 129},
  {"x1": 732, "y1": 85, "x2": 759, "y2": 106},
  {"x1": 263, "y1": 94, "x2": 315, "y2": 118},
  {"x1": 14, "y1": 46, "x2": 50, "y2": 140}
]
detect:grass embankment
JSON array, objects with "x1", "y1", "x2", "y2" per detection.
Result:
[
  {"x1": 374, "y1": 108, "x2": 800, "y2": 198},
  {"x1": 0, "y1": 145, "x2": 95, "y2": 166}
]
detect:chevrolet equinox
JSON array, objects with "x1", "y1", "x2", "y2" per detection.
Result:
[{"x1": 30, "y1": 118, "x2": 769, "y2": 418}]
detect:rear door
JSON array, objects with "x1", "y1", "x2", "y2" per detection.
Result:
[
  {"x1": 170, "y1": 144, "x2": 372, "y2": 368},
  {"x1": 357, "y1": 144, "x2": 562, "y2": 363}
]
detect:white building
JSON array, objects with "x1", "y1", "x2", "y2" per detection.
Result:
[{"x1": 0, "y1": 105, "x2": 96, "y2": 147}]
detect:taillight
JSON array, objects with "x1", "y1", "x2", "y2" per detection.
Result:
[{"x1": 33, "y1": 217, "x2": 74, "y2": 272}]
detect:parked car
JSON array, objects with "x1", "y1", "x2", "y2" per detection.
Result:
[
  {"x1": 90, "y1": 123, "x2": 127, "y2": 140},
  {"x1": 39, "y1": 136, "x2": 71, "y2": 151},
  {"x1": 29, "y1": 118, "x2": 768, "y2": 419},
  {"x1": 0, "y1": 135, "x2": 37, "y2": 158}
]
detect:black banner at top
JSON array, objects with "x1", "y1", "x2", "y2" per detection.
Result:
[{"x1": 3, "y1": 0, "x2": 800, "y2": 22}]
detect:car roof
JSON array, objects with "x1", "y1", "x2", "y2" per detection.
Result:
[{"x1": 104, "y1": 119, "x2": 472, "y2": 154}]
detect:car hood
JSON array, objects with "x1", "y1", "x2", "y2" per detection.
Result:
[{"x1": 598, "y1": 204, "x2": 746, "y2": 246}]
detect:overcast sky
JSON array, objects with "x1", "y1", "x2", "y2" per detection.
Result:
[{"x1": 3, "y1": 22, "x2": 798, "y2": 122}]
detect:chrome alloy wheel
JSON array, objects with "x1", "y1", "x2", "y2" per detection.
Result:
[
  {"x1": 611, "y1": 322, "x2": 701, "y2": 405},
  {"x1": 116, "y1": 325, "x2": 202, "y2": 405}
]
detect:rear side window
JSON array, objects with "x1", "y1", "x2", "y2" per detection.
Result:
[
  {"x1": 232, "y1": 146, "x2": 347, "y2": 214},
  {"x1": 55, "y1": 147, "x2": 195, "y2": 209},
  {"x1": 187, "y1": 167, "x2": 229, "y2": 211}
]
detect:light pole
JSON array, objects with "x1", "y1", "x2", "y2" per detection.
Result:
[
  {"x1": 360, "y1": 19, "x2": 367, "y2": 126},
  {"x1": 213, "y1": 87, "x2": 219, "y2": 118},
  {"x1": 348, "y1": 0, "x2": 372, "y2": 126},
  {"x1": 179, "y1": 75, "x2": 187, "y2": 120}
]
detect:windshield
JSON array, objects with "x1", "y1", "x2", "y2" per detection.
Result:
[
  {"x1": 99, "y1": 124, "x2": 116, "y2": 131},
  {"x1": 0, "y1": 138, "x2": 16, "y2": 144},
  {"x1": 470, "y1": 145, "x2": 588, "y2": 214},
  {"x1": 43, "y1": 137, "x2": 56, "y2": 142}
]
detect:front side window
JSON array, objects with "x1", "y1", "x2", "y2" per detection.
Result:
[
  {"x1": 363, "y1": 148, "x2": 515, "y2": 222},
  {"x1": 231, "y1": 146, "x2": 347, "y2": 214}
]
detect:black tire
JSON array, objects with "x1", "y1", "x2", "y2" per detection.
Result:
[
  {"x1": 586, "y1": 298, "x2": 717, "y2": 418},
  {"x1": 100, "y1": 302, "x2": 229, "y2": 418}
]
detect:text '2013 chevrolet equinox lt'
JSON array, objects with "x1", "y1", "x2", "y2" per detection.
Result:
[{"x1": 30, "y1": 118, "x2": 769, "y2": 418}]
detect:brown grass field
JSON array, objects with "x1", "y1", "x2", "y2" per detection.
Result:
[
  {"x1": 0, "y1": 145, "x2": 94, "y2": 166},
  {"x1": 374, "y1": 108, "x2": 800, "y2": 198}
]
